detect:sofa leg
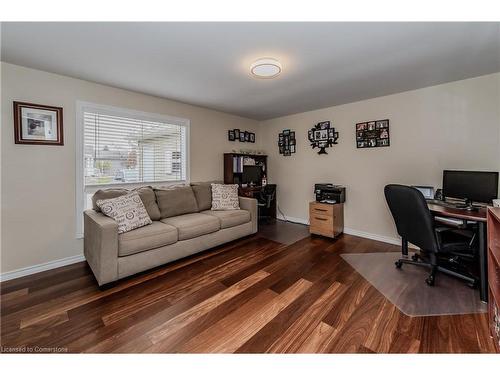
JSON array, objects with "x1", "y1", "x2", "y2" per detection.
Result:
[{"x1": 98, "y1": 281, "x2": 118, "y2": 291}]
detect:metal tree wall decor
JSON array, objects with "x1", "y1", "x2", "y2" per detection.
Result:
[
  {"x1": 308, "y1": 121, "x2": 339, "y2": 154},
  {"x1": 278, "y1": 129, "x2": 296, "y2": 156}
]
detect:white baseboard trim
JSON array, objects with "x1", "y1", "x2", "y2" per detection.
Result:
[
  {"x1": 277, "y1": 216, "x2": 309, "y2": 225},
  {"x1": 0, "y1": 254, "x2": 85, "y2": 282},
  {"x1": 343, "y1": 227, "x2": 401, "y2": 246},
  {"x1": 277, "y1": 215, "x2": 406, "y2": 247}
]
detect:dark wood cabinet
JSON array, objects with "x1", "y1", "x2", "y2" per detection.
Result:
[
  {"x1": 487, "y1": 207, "x2": 500, "y2": 352},
  {"x1": 223, "y1": 153, "x2": 275, "y2": 219},
  {"x1": 223, "y1": 153, "x2": 268, "y2": 185}
]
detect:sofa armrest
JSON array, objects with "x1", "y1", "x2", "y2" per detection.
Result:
[
  {"x1": 239, "y1": 197, "x2": 258, "y2": 234},
  {"x1": 83, "y1": 209, "x2": 119, "y2": 286}
]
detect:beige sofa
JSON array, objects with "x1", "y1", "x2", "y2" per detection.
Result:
[{"x1": 84, "y1": 183, "x2": 257, "y2": 286}]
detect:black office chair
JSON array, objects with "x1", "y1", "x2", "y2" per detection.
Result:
[
  {"x1": 257, "y1": 184, "x2": 276, "y2": 223},
  {"x1": 384, "y1": 184, "x2": 477, "y2": 287}
]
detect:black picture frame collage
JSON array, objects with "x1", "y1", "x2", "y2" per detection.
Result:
[
  {"x1": 228, "y1": 129, "x2": 255, "y2": 143},
  {"x1": 278, "y1": 129, "x2": 296, "y2": 156},
  {"x1": 227, "y1": 119, "x2": 390, "y2": 154},
  {"x1": 356, "y1": 119, "x2": 390, "y2": 148}
]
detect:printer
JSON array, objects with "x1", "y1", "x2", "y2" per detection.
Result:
[{"x1": 314, "y1": 184, "x2": 346, "y2": 204}]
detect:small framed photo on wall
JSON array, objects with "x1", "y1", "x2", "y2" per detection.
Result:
[
  {"x1": 13, "y1": 101, "x2": 64, "y2": 145},
  {"x1": 249, "y1": 132, "x2": 255, "y2": 143},
  {"x1": 228, "y1": 130, "x2": 235, "y2": 141}
]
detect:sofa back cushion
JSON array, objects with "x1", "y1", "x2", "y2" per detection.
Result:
[
  {"x1": 191, "y1": 181, "x2": 223, "y2": 212},
  {"x1": 155, "y1": 186, "x2": 199, "y2": 219},
  {"x1": 134, "y1": 186, "x2": 161, "y2": 221},
  {"x1": 92, "y1": 186, "x2": 161, "y2": 221},
  {"x1": 192, "y1": 184, "x2": 212, "y2": 211},
  {"x1": 92, "y1": 189, "x2": 128, "y2": 211}
]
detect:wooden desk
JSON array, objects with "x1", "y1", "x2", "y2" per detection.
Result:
[
  {"x1": 238, "y1": 186, "x2": 262, "y2": 198},
  {"x1": 427, "y1": 203, "x2": 487, "y2": 223},
  {"x1": 239, "y1": 186, "x2": 276, "y2": 219},
  {"x1": 427, "y1": 202, "x2": 488, "y2": 302}
]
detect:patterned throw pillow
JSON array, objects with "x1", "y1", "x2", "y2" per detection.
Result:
[
  {"x1": 211, "y1": 184, "x2": 240, "y2": 211},
  {"x1": 96, "y1": 192, "x2": 152, "y2": 234}
]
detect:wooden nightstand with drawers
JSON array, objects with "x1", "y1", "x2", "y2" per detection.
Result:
[{"x1": 309, "y1": 201, "x2": 344, "y2": 238}]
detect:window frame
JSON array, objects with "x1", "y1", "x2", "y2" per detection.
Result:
[{"x1": 75, "y1": 101, "x2": 190, "y2": 238}]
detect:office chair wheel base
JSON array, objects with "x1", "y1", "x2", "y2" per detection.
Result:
[
  {"x1": 395, "y1": 260, "x2": 403, "y2": 269},
  {"x1": 425, "y1": 275, "x2": 435, "y2": 286}
]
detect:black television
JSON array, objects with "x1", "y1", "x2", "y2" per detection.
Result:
[{"x1": 442, "y1": 170, "x2": 499, "y2": 206}]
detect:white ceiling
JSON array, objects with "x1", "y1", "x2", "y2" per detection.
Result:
[{"x1": 2, "y1": 22, "x2": 499, "y2": 120}]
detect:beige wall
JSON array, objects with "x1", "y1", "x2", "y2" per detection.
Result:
[
  {"x1": 1, "y1": 62, "x2": 259, "y2": 274},
  {"x1": 260, "y1": 73, "x2": 500, "y2": 243},
  {"x1": 2, "y1": 62, "x2": 499, "y2": 275}
]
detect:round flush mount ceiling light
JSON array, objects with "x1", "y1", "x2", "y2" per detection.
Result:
[{"x1": 250, "y1": 58, "x2": 282, "y2": 79}]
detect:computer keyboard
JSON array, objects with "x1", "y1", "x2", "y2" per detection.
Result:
[
  {"x1": 426, "y1": 198, "x2": 484, "y2": 211},
  {"x1": 426, "y1": 199, "x2": 453, "y2": 207},
  {"x1": 434, "y1": 216, "x2": 465, "y2": 227}
]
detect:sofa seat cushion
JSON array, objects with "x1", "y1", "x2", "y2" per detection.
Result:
[
  {"x1": 118, "y1": 221, "x2": 178, "y2": 256},
  {"x1": 201, "y1": 209, "x2": 251, "y2": 229},
  {"x1": 161, "y1": 213, "x2": 220, "y2": 241}
]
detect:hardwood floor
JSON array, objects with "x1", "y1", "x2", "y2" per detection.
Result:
[{"x1": 1, "y1": 225, "x2": 497, "y2": 353}]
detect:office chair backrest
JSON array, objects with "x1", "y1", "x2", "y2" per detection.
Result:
[
  {"x1": 384, "y1": 184, "x2": 438, "y2": 252},
  {"x1": 260, "y1": 184, "x2": 276, "y2": 208}
]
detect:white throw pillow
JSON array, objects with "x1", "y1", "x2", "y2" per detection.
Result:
[
  {"x1": 211, "y1": 184, "x2": 240, "y2": 211},
  {"x1": 96, "y1": 191, "x2": 152, "y2": 234}
]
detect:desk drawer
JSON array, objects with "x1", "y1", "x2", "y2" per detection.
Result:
[
  {"x1": 310, "y1": 203, "x2": 333, "y2": 216},
  {"x1": 310, "y1": 214, "x2": 334, "y2": 236},
  {"x1": 310, "y1": 213, "x2": 333, "y2": 225}
]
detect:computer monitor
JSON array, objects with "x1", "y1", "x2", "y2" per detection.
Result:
[
  {"x1": 442, "y1": 170, "x2": 499, "y2": 205},
  {"x1": 242, "y1": 165, "x2": 262, "y2": 185}
]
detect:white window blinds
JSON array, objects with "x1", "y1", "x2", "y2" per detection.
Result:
[{"x1": 83, "y1": 110, "x2": 188, "y2": 187}]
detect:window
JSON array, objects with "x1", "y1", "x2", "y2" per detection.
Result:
[{"x1": 76, "y1": 102, "x2": 190, "y2": 237}]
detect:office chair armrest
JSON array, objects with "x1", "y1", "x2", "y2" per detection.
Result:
[
  {"x1": 256, "y1": 191, "x2": 265, "y2": 204},
  {"x1": 266, "y1": 195, "x2": 273, "y2": 208}
]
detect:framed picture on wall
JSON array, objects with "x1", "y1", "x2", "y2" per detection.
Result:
[
  {"x1": 278, "y1": 129, "x2": 297, "y2": 157},
  {"x1": 356, "y1": 119, "x2": 390, "y2": 149},
  {"x1": 13, "y1": 101, "x2": 64, "y2": 145},
  {"x1": 228, "y1": 130, "x2": 235, "y2": 141},
  {"x1": 249, "y1": 132, "x2": 255, "y2": 143}
]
